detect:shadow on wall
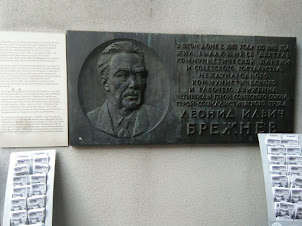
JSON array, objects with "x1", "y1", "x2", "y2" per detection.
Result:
[{"x1": 52, "y1": 153, "x2": 68, "y2": 225}]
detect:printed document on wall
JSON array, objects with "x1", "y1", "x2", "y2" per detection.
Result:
[{"x1": 0, "y1": 31, "x2": 68, "y2": 147}]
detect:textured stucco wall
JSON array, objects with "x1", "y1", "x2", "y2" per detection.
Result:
[{"x1": 1, "y1": 1, "x2": 302, "y2": 225}]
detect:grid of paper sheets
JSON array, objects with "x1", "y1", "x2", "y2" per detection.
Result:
[
  {"x1": 265, "y1": 134, "x2": 302, "y2": 221},
  {"x1": 2, "y1": 150, "x2": 56, "y2": 226}
]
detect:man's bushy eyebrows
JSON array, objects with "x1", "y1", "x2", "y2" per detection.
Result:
[{"x1": 97, "y1": 41, "x2": 145, "y2": 79}]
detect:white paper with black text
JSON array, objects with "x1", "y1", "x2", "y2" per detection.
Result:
[{"x1": 0, "y1": 31, "x2": 67, "y2": 147}]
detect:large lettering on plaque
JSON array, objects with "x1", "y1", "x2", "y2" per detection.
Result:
[{"x1": 67, "y1": 31, "x2": 296, "y2": 145}]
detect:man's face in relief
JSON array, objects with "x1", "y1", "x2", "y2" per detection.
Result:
[{"x1": 104, "y1": 52, "x2": 147, "y2": 110}]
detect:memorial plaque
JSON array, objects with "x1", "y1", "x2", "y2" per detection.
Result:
[{"x1": 67, "y1": 31, "x2": 296, "y2": 145}]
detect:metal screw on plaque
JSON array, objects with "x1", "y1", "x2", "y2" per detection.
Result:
[{"x1": 79, "y1": 137, "x2": 82, "y2": 141}]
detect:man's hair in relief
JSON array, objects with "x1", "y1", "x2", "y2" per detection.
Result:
[{"x1": 96, "y1": 41, "x2": 145, "y2": 79}]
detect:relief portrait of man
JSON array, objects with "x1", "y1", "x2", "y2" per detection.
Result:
[{"x1": 87, "y1": 41, "x2": 163, "y2": 138}]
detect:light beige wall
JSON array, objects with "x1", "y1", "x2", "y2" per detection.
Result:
[{"x1": 1, "y1": 1, "x2": 302, "y2": 225}]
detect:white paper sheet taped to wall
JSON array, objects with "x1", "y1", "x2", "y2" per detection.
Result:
[
  {"x1": 0, "y1": 31, "x2": 68, "y2": 147},
  {"x1": 259, "y1": 133, "x2": 302, "y2": 225},
  {"x1": 2, "y1": 149, "x2": 56, "y2": 226}
]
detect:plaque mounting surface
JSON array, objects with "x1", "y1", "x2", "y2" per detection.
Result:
[{"x1": 67, "y1": 31, "x2": 296, "y2": 145}]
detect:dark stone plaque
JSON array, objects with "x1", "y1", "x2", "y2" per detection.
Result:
[{"x1": 67, "y1": 31, "x2": 296, "y2": 145}]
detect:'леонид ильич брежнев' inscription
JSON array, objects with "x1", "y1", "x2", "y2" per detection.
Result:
[{"x1": 67, "y1": 31, "x2": 296, "y2": 145}]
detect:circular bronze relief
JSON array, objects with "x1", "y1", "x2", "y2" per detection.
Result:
[{"x1": 78, "y1": 39, "x2": 170, "y2": 138}]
